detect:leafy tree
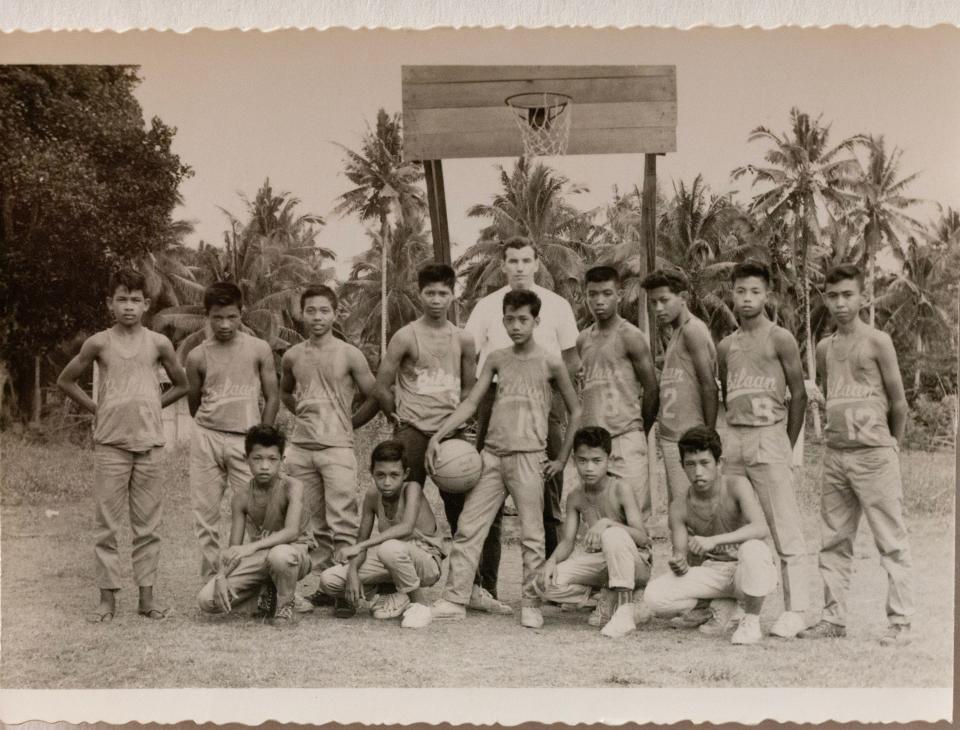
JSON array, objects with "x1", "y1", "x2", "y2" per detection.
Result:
[{"x1": 0, "y1": 65, "x2": 192, "y2": 417}]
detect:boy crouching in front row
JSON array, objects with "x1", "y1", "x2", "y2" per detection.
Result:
[
  {"x1": 197, "y1": 424, "x2": 312, "y2": 624},
  {"x1": 537, "y1": 426, "x2": 652, "y2": 638},
  {"x1": 639, "y1": 425, "x2": 777, "y2": 645},
  {"x1": 315, "y1": 440, "x2": 445, "y2": 629}
]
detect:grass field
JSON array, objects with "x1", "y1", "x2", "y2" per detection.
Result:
[{"x1": 1, "y1": 424, "x2": 955, "y2": 689}]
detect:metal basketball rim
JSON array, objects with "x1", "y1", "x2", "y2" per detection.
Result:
[{"x1": 505, "y1": 92, "x2": 573, "y2": 158}]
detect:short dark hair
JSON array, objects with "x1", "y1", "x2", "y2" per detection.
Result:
[
  {"x1": 370, "y1": 439, "x2": 406, "y2": 470},
  {"x1": 244, "y1": 423, "x2": 286, "y2": 456},
  {"x1": 418, "y1": 263, "x2": 457, "y2": 292},
  {"x1": 503, "y1": 288, "x2": 541, "y2": 318},
  {"x1": 109, "y1": 268, "x2": 148, "y2": 298},
  {"x1": 677, "y1": 425, "x2": 723, "y2": 464},
  {"x1": 501, "y1": 235, "x2": 539, "y2": 259},
  {"x1": 300, "y1": 284, "x2": 338, "y2": 312},
  {"x1": 641, "y1": 268, "x2": 689, "y2": 294},
  {"x1": 573, "y1": 426, "x2": 613, "y2": 455},
  {"x1": 824, "y1": 263, "x2": 864, "y2": 291},
  {"x1": 731, "y1": 260, "x2": 771, "y2": 287},
  {"x1": 585, "y1": 265, "x2": 621, "y2": 287},
  {"x1": 203, "y1": 281, "x2": 243, "y2": 312}
]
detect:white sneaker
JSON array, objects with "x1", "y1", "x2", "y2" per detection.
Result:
[
  {"x1": 431, "y1": 598, "x2": 466, "y2": 620},
  {"x1": 698, "y1": 598, "x2": 738, "y2": 636},
  {"x1": 520, "y1": 606, "x2": 544, "y2": 629},
  {"x1": 600, "y1": 603, "x2": 637, "y2": 638},
  {"x1": 587, "y1": 588, "x2": 614, "y2": 627},
  {"x1": 372, "y1": 592, "x2": 410, "y2": 619},
  {"x1": 468, "y1": 585, "x2": 514, "y2": 614},
  {"x1": 401, "y1": 603, "x2": 432, "y2": 629},
  {"x1": 769, "y1": 611, "x2": 806, "y2": 638},
  {"x1": 731, "y1": 614, "x2": 763, "y2": 645}
]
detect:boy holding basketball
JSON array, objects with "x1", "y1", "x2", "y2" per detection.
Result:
[
  {"x1": 315, "y1": 439, "x2": 445, "y2": 629},
  {"x1": 799, "y1": 264, "x2": 915, "y2": 646},
  {"x1": 280, "y1": 284, "x2": 378, "y2": 616},
  {"x1": 578, "y1": 266, "x2": 659, "y2": 521},
  {"x1": 717, "y1": 260, "x2": 810, "y2": 638},
  {"x1": 57, "y1": 268, "x2": 188, "y2": 623},
  {"x1": 427, "y1": 289, "x2": 582, "y2": 629},
  {"x1": 537, "y1": 426, "x2": 652, "y2": 638}
]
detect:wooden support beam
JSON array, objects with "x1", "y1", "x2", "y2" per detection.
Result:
[
  {"x1": 641, "y1": 153, "x2": 659, "y2": 355},
  {"x1": 423, "y1": 158, "x2": 457, "y2": 322}
]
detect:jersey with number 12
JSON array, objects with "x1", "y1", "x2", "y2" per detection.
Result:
[{"x1": 824, "y1": 330, "x2": 896, "y2": 449}]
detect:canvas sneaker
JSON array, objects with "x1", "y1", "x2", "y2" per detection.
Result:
[
  {"x1": 468, "y1": 585, "x2": 513, "y2": 615},
  {"x1": 731, "y1": 614, "x2": 763, "y2": 645},
  {"x1": 769, "y1": 611, "x2": 806, "y2": 638},
  {"x1": 879, "y1": 623, "x2": 912, "y2": 647},
  {"x1": 587, "y1": 589, "x2": 614, "y2": 627},
  {"x1": 401, "y1": 603, "x2": 433, "y2": 629},
  {"x1": 293, "y1": 592, "x2": 315, "y2": 614},
  {"x1": 372, "y1": 592, "x2": 411, "y2": 620},
  {"x1": 600, "y1": 603, "x2": 637, "y2": 638},
  {"x1": 254, "y1": 584, "x2": 277, "y2": 619},
  {"x1": 431, "y1": 598, "x2": 467, "y2": 620},
  {"x1": 520, "y1": 606, "x2": 544, "y2": 629},
  {"x1": 698, "y1": 598, "x2": 738, "y2": 636},
  {"x1": 798, "y1": 620, "x2": 847, "y2": 639},
  {"x1": 633, "y1": 599, "x2": 653, "y2": 626},
  {"x1": 272, "y1": 603, "x2": 295, "y2": 625}
]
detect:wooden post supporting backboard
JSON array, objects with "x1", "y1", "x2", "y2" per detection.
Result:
[
  {"x1": 641, "y1": 153, "x2": 659, "y2": 355},
  {"x1": 423, "y1": 158, "x2": 458, "y2": 322}
]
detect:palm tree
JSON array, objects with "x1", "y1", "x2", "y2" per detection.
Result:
[
  {"x1": 848, "y1": 135, "x2": 924, "y2": 325},
  {"x1": 139, "y1": 217, "x2": 205, "y2": 314},
  {"x1": 458, "y1": 157, "x2": 595, "y2": 312},
  {"x1": 333, "y1": 109, "x2": 426, "y2": 359}
]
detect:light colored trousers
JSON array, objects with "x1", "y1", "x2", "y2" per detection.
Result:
[
  {"x1": 318, "y1": 539, "x2": 442, "y2": 597},
  {"x1": 190, "y1": 425, "x2": 251, "y2": 579},
  {"x1": 659, "y1": 437, "x2": 689, "y2": 504},
  {"x1": 197, "y1": 543, "x2": 311, "y2": 613},
  {"x1": 93, "y1": 444, "x2": 163, "y2": 589},
  {"x1": 539, "y1": 525, "x2": 651, "y2": 604},
  {"x1": 608, "y1": 430, "x2": 650, "y2": 522},
  {"x1": 644, "y1": 540, "x2": 778, "y2": 615},
  {"x1": 723, "y1": 424, "x2": 809, "y2": 612},
  {"x1": 284, "y1": 444, "x2": 360, "y2": 572},
  {"x1": 443, "y1": 449, "x2": 546, "y2": 608},
  {"x1": 819, "y1": 446, "x2": 914, "y2": 626}
]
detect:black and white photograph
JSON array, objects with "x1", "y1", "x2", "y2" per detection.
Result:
[{"x1": 0, "y1": 23, "x2": 956, "y2": 725}]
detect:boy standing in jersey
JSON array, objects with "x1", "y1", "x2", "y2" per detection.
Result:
[
  {"x1": 280, "y1": 284, "x2": 377, "y2": 614},
  {"x1": 641, "y1": 270, "x2": 718, "y2": 504},
  {"x1": 316, "y1": 440, "x2": 445, "y2": 629},
  {"x1": 641, "y1": 426, "x2": 777, "y2": 645},
  {"x1": 537, "y1": 427, "x2": 652, "y2": 638},
  {"x1": 578, "y1": 266, "x2": 659, "y2": 522},
  {"x1": 58, "y1": 268, "x2": 188, "y2": 622},
  {"x1": 799, "y1": 264, "x2": 915, "y2": 646},
  {"x1": 427, "y1": 289, "x2": 582, "y2": 629},
  {"x1": 197, "y1": 424, "x2": 311, "y2": 624},
  {"x1": 185, "y1": 282, "x2": 279, "y2": 581},
  {"x1": 717, "y1": 261, "x2": 809, "y2": 639}
]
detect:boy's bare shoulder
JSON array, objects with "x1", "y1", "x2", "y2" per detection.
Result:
[
  {"x1": 282, "y1": 341, "x2": 307, "y2": 362},
  {"x1": 565, "y1": 484, "x2": 586, "y2": 509},
  {"x1": 282, "y1": 473, "x2": 304, "y2": 493}
]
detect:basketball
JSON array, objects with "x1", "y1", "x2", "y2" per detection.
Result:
[{"x1": 428, "y1": 438, "x2": 483, "y2": 494}]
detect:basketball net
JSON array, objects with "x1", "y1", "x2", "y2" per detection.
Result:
[{"x1": 506, "y1": 92, "x2": 573, "y2": 158}]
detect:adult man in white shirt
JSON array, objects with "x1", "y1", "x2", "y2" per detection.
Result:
[{"x1": 463, "y1": 236, "x2": 581, "y2": 604}]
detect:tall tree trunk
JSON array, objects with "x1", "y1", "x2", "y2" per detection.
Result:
[
  {"x1": 380, "y1": 213, "x2": 389, "y2": 362},
  {"x1": 865, "y1": 220, "x2": 880, "y2": 327},
  {"x1": 915, "y1": 329, "x2": 923, "y2": 393},
  {"x1": 31, "y1": 354, "x2": 41, "y2": 426}
]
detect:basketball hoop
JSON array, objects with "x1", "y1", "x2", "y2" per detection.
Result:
[{"x1": 505, "y1": 92, "x2": 573, "y2": 158}]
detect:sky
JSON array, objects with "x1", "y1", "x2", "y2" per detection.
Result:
[{"x1": 5, "y1": 27, "x2": 960, "y2": 277}]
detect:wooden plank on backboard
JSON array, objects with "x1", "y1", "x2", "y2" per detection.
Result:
[
  {"x1": 406, "y1": 101, "x2": 677, "y2": 136},
  {"x1": 405, "y1": 126, "x2": 676, "y2": 161},
  {"x1": 403, "y1": 65, "x2": 675, "y2": 84},
  {"x1": 403, "y1": 76, "x2": 676, "y2": 110}
]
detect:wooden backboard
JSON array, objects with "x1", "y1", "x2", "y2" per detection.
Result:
[{"x1": 402, "y1": 65, "x2": 677, "y2": 161}]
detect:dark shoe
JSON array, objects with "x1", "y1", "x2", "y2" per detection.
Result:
[
  {"x1": 307, "y1": 590, "x2": 336, "y2": 607},
  {"x1": 879, "y1": 623, "x2": 912, "y2": 647},
  {"x1": 254, "y1": 584, "x2": 278, "y2": 619},
  {"x1": 669, "y1": 605, "x2": 712, "y2": 629},
  {"x1": 798, "y1": 620, "x2": 847, "y2": 639},
  {"x1": 334, "y1": 597, "x2": 356, "y2": 618}
]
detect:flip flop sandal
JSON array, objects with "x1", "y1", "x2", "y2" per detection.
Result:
[
  {"x1": 86, "y1": 608, "x2": 115, "y2": 623},
  {"x1": 137, "y1": 606, "x2": 171, "y2": 620}
]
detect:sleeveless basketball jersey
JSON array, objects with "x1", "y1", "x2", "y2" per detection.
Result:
[
  {"x1": 395, "y1": 320, "x2": 462, "y2": 434},
  {"x1": 659, "y1": 315, "x2": 716, "y2": 441},
  {"x1": 194, "y1": 332, "x2": 263, "y2": 433},
  {"x1": 484, "y1": 349, "x2": 552, "y2": 455},
  {"x1": 289, "y1": 340, "x2": 355, "y2": 448},
  {"x1": 824, "y1": 329, "x2": 896, "y2": 449},
  {"x1": 685, "y1": 478, "x2": 743, "y2": 562},
  {"x1": 579, "y1": 320, "x2": 645, "y2": 437},
  {"x1": 245, "y1": 476, "x2": 312, "y2": 546},
  {"x1": 93, "y1": 328, "x2": 165, "y2": 451},
  {"x1": 376, "y1": 481, "x2": 445, "y2": 557},
  {"x1": 724, "y1": 323, "x2": 788, "y2": 427}
]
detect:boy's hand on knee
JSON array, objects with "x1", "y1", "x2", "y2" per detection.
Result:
[
  {"x1": 538, "y1": 560, "x2": 557, "y2": 592},
  {"x1": 336, "y1": 544, "x2": 361, "y2": 563},
  {"x1": 687, "y1": 535, "x2": 714, "y2": 557},
  {"x1": 214, "y1": 575, "x2": 238, "y2": 613},
  {"x1": 346, "y1": 568, "x2": 362, "y2": 607},
  {"x1": 668, "y1": 555, "x2": 689, "y2": 576},
  {"x1": 220, "y1": 546, "x2": 248, "y2": 575}
]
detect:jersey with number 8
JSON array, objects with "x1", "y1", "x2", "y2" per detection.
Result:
[{"x1": 724, "y1": 324, "x2": 787, "y2": 427}]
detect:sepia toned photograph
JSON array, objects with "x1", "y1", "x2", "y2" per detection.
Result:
[{"x1": 0, "y1": 24, "x2": 956, "y2": 723}]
